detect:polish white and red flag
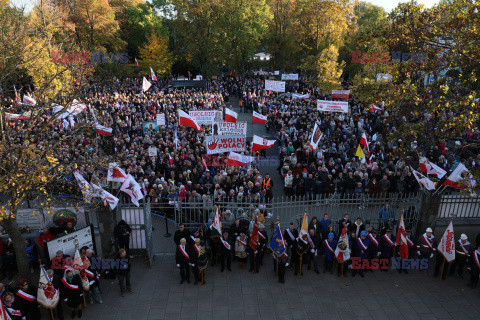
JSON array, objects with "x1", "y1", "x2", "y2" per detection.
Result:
[
  {"x1": 252, "y1": 111, "x2": 267, "y2": 124},
  {"x1": 226, "y1": 152, "x2": 255, "y2": 167},
  {"x1": 252, "y1": 135, "x2": 275, "y2": 151},
  {"x1": 178, "y1": 109, "x2": 203, "y2": 131},
  {"x1": 23, "y1": 94, "x2": 37, "y2": 106},
  {"x1": 360, "y1": 132, "x2": 370, "y2": 155},
  {"x1": 5, "y1": 112, "x2": 31, "y2": 121},
  {"x1": 419, "y1": 157, "x2": 447, "y2": 178},
  {"x1": 134, "y1": 58, "x2": 139, "y2": 68},
  {"x1": 107, "y1": 162, "x2": 127, "y2": 183},
  {"x1": 369, "y1": 105, "x2": 383, "y2": 113},
  {"x1": 120, "y1": 174, "x2": 144, "y2": 207},
  {"x1": 225, "y1": 108, "x2": 237, "y2": 123},
  {"x1": 438, "y1": 220, "x2": 455, "y2": 262},
  {"x1": 95, "y1": 124, "x2": 112, "y2": 136},
  {"x1": 395, "y1": 212, "x2": 409, "y2": 259},
  {"x1": 411, "y1": 167, "x2": 435, "y2": 191},
  {"x1": 37, "y1": 266, "x2": 60, "y2": 309},
  {"x1": 331, "y1": 90, "x2": 350, "y2": 99},
  {"x1": 150, "y1": 66, "x2": 157, "y2": 81},
  {"x1": 0, "y1": 298, "x2": 9, "y2": 320},
  {"x1": 443, "y1": 163, "x2": 476, "y2": 191},
  {"x1": 99, "y1": 188, "x2": 119, "y2": 210}
]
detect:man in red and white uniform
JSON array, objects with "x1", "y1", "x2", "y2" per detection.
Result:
[
  {"x1": 16, "y1": 278, "x2": 41, "y2": 320},
  {"x1": 416, "y1": 227, "x2": 437, "y2": 273}
]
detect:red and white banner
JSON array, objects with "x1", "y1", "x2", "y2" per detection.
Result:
[
  {"x1": 252, "y1": 111, "x2": 267, "y2": 124},
  {"x1": 226, "y1": 152, "x2": 255, "y2": 167},
  {"x1": 395, "y1": 213, "x2": 409, "y2": 259},
  {"x1": 93, "y1": 184, "x2": 119, "y2": 210},
  {"x1": 134, "y1": 58, "x2": 139, "y2": 67},
  {"x1": 205, "y1": 135, "x2": 246, "y2": 154},
  {"x1": 23, "y1": 94, "x2": 37, "y2": 106},
  {"x1": 317, "y1": 100, "x2": 349, "y2": 113},
  {"x1": 107, "y1": 162, "x2": 127, "y2": 183},
  {"x1": 215, "y1": 121, "x2": 247, "y2": 136},
  {"x1": 142, "y1": 77, "x2": 152, "y2": 92},
  {"x1": 188, "y1": 110, "x2": 222, "y2": 125},
  {"x1": 150, "y1": 66, "x2": 157, "y2": 81},
  {"x1": 5, "y1": 112, "x2": 31, "y2": 121},
  {"x1": 331, "y1": 90, "x2": 350, "y2": 99},
  {"x1": 120, "y1": 174, "x2": 144, "y2": 207},
  {"x1": 179, "y1": 109, "x2": 203, "y2": 131},
  {"x1": 438, "y1": 220, "x2": 455, "y2": 262},
  {"x1": 95, "y1": 124, "x2": 112, "y2": 136},
  {"x1": 370, "y1": 105, "x2": 383, "y2": 113},
  {"x1": 411, "y1": 167, "x2": 435, "y2": 191},
  {"x1": 310, "y1": 123, "x2": 323, "y2": 151},
  {"x1": 224, "y1": 108, "x2": 237, "y2": 123},
  {"x1": 0, "y1": 298, "x2": 9, "y2": 320},
  {"x1": 335, "y1": 226, "x2": 350, "y2": 263},
  {"x1": 443, "y1": 163, "x2": 476, "y2": 190},
  {"x1": 252, "y1": 135, "x2": 275, "y2": 151},
  {"x1": 419, "y1": 157, "x2": 447, "y2": 178}
]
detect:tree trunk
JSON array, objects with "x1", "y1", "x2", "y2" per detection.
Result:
[
  {"x1": 97, "y1": 205, "x2": 116, "y2": 257},
  {"x1": 1, "y1": 218, "x2": 31, "y2": 280}
]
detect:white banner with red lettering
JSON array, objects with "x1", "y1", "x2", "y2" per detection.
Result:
[
  {"x1": 317, "y1": 100, "x2": 349, "y2": 113},
  {"x1": 205, "y1": 135, "x2": 246, "y2": 154},
  {"x1": 438, "y1": 221, "x2": 455, "y2": 262},
  {"x1": 214, "y1": 122, "x2": 247, "y2": 136},
  {"x1": 331, "y1": 90, "x2": 350, "y2": 99},
  {"x1": 188, "y1": 110, "x2": 223, "y2": 125},
  {"x1": 265, "y1": 80, "x2": 286, "y2": 92}
]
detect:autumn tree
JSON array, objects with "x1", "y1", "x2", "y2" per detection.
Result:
[{"x1": 140, "y1": 32, "x2": 173, "y2": 78}]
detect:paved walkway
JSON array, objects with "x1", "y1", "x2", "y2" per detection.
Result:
[{"x1": 67, "y1": 255, "x2": 479, "y2": 320}]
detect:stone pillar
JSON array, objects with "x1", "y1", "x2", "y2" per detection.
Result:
[{"x1": 97, "y1": 205, "x2": 117, "y2": 257}]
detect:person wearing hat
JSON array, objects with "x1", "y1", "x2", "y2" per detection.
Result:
[
  {"x1": 16, "y1": 278, "x2": 41, "y2": 320},
  {"x1": 449, "y1": 234, "x2": 471, "y2": 279},
  {"x1": 352, "y1": 230, "x2": 370, "y2": 277},
  {"x1": 467, "y1": 243, "x2": 480, "y2": 288},
  {"x1": 416, "y1": 227, "x2": 437, "y2": 273},
  {"x1": 323, "y1": 232, "x2": 337, "y2": 274},
  {"x1": 61, "y1": 269, "x2": 83, "y2": 318},
  {"x1": 379, "y1": 229, "x2": 395, "y2": 271}
]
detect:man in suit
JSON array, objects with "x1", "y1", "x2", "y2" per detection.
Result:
[
  {"x1": 367, "y1": 229, "x2": 380, "y2": 273},
  {"x1": 379, "y1": 229, "x2": 395, "y2": 271},
  {"x1": 352, "y1": 230, "x2": 370, "y2": 277},
  {"x1": 219, "y1": 231, "x2": 232, "y2": 272},
  {"x1": 284, "y1": 223, "x2": 299, "y2": 268},
  {"x1": 174, "y1": 224, "x2": 191, "y2": 245},
  {"x1": 323, "y1": 233, "x2": 337, "y2": 274},
  {"x1": 306, "y1": 229, "x2": 321, "y2": 274},
  {"x1": 294, "y1": 234, "x2": 310, "y2": 276},
  {"x1": 338, "y1": 214, "x2": 351, "y2": 233},
  {"x1": 176, "y1": 238, "x2": 191, "y2": 284},
  {"x1": 190, "y1": 238, "x2": 202, "y2": 285}
]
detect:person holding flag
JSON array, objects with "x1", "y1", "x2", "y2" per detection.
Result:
[
  {"x1": 16, "y1": 278, "x2": 41, "y2": 320},
  {"x1": 257, "y1": 224, "x2": 268, "y2": 267},
  {"x1": 219, "y1": 231, "x2": 232, "y2": 272},
  {"x1": 449, "y1": 234, "x2": 471, "y2": 279},
  {"x1": 294, "y1": 212, "x2": 310, "y2": 276},
  {"x1": 335, "y1": 225, "x2": 351, "y2": 277},
  {"x1": 467, "y1": 243, "x2": 480, "y2": 289},
  {"x1": 248, "y1": 217, "x2": 260, "y2": 273},
  {"x1": 270, "y1": 223, "x2": 288, "y2": 283},
  {"x1": 323, "y1": 233, "x2": 337, "y2": 274},
  {"x1": 416, "y1": 227, "x2": 437, "y2": 274},
  {"x1": 395, "y1": 212, "x2": 410, "y2": 274}
]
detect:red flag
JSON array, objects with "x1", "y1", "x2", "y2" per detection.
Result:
[
  {"x1": 249, "y1": 216, "x2": 259, "y2": 251},
  {"x1": 395, "y1": 212, "x2": 409, "y2": 259}
]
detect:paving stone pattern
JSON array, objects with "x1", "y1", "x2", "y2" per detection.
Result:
[{"x1": 62, "y1": 254, "x2": 480, "y2": 320}]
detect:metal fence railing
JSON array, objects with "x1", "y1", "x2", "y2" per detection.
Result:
[
  {"x1": 169, "y1": 193, "x2": 423, "y2": 234},
  {"x1": 437, "y1": 194, "x2": 480, "y2": 219}
]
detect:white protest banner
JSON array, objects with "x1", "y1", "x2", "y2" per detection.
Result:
[
  {"x1": 156, "y1": 113, "x2": 166, "y2": 126},
  {"x1": 205, "y1": 135, "x2": 246, "y2": 154},
  {"x1": 281, "y1": 73, "x2": 299, "y2": 81},
  {"x1": 292, "y1": 93, "x2": 309, "y2": 99},
  {"x1": 317, "y1": 100, "x2": 349, "y2": 113},
  {"x1": 148, "y1": 146, "x2": 157, "y2": 157},
  {"x1": 265, "y1": 80, "x2": 286, "y2": 93},
  {"x1": 188, "y1": 110, "x2": 223, "y2": 125},
  {"x1": 331, "y1": 90, "x2": 350, "y2": 99},
  {"x1": 214, "y1": 122, "x2": 247, "y2": 136},
  {"x1": 46, "y1": 227, "x2": 94, "y2": 259}
]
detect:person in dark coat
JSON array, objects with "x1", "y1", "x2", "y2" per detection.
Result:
[
  {"x1": 3, "y1": 291, "x2": 24, "y2": 320},
  {"x1": 16, "y1": 278, "x2": 41, "y2": 320},
  {"x1": 61, "y1": 269, "x2": 83, "y2": 318},
  {"x1": 306, "y1": 229, "x2": 320, "y2": 274},
  {"x1": 294, "y1": 234, "x2": 310, "y2": 276},
  {"x1": 338, "y1": 214, "x2": 351, "y2": 233},
  {"x1": 449, "y1": 234, "x2": 471, "y2": 278},
  {"x1": 367, "y1": 229, "x2": 380, "y2": 273},
  {"x1": 467, "y1": 244, "x2": 480, "y2": 289},
  {"x1": 114, "y1": 220, "x2": 132, "y2": 253},
  {"x1": 173, "y1": 224, "x2": 191, "y2": 246},
  {"x1": 323, "y1": 233, "x2": 337, "y2": 274},
  {"x1": 176, "y1": 238, "x2": 191, "y2": 284},
  {"x1": 85, "y1": 250, "x2": 102, "y2": 304},
  {"x1": 283, "y1": 223, "x2": 298, "y2": 268},
  {"x1": 117, "y1": 248, "x2": 133, "y2": 296},
  {"x1": 219, "y1": 232, "x2": 232, "y2": 272},
  {"x1": 379, "y1": 230, "x2": 395, "y2": 271},
  {"x1": 352, "y1": 231, "x2": 370, "y2": 277},
  {"x1": 190, "y1": 238, "x2": 202, "y2": 285}
]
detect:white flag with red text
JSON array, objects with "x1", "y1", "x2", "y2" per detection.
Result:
[
  {"x1": 411, "y1": 167, "x2": 435, "y2": 191},
  {"x1": 107, "y1": 162, "x2": 127, "y2": 183},
  {"x1": 37, "y1": 266, "x2": 60, "y2": 309},
  {"x1": 438, "y1": 221, "x2": 455, "y2": 262}
]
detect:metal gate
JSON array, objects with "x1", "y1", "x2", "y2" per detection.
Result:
[
  {"x1": 173, "y1": 193, "x2": 423, "y2": 234},
  {"x1": 118, "y1": 199, "x2": 153, "y2": 266}
]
